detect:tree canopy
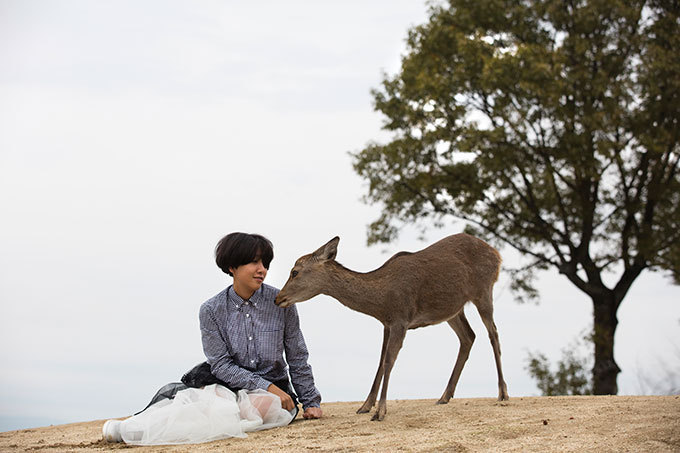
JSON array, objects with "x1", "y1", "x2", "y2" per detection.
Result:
[{"x1": 352, "y1": 0, "x2": 679, "y2": 394}]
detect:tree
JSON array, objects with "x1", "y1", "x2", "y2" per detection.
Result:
[
  {"x1": 526, "y1": 330, "x2": 593, "y2": 396},
  {"x1": 352, "y1": 0, "x2": 679, "y2": 395},
  {"x1": 527, "y1": 351, "x2": 593, "y2": 396}
]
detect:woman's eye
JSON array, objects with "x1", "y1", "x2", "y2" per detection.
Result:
[{"x1": 291, "y1": 270, "x2": 298, "y2": 278}]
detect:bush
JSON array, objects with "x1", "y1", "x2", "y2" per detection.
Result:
[{"x1": 527, "y1": 333, "x2": 593, "y2": 396}]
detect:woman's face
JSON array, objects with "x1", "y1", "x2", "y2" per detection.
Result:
[{"x1": 230, "y1": 258, "x2": 267, "y2": 298}]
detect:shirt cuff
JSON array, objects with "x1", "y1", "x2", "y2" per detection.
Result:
[{"x1": 254, "y1": 376, "x2": 272, "y2": 391}]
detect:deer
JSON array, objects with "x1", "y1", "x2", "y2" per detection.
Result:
[{"x1": 275, "y1": 233, "x2": 509, "y2": 421}]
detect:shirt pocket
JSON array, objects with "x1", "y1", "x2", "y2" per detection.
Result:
[{"x1": 256, "y1": 329, "x2": 284, "y2": 366}]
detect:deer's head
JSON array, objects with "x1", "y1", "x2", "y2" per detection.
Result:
[{"x1": 275, "y1": 236, "x2": 339, "y2": 308}]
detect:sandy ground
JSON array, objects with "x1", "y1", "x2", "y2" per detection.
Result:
[{"x1": 1, "y1": 395, "x2": 678, "y2": 452}]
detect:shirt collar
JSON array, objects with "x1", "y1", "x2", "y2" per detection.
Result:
[{"x1": 228, "y1": 285, "x2": 262, "y2": 309}]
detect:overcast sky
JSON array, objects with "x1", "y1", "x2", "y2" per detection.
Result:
[{"x1": 1, "y1": 0, "x2": 678, "y2": 433}]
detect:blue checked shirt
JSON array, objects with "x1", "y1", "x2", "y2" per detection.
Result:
[{"x1": 199, "y1": 283, "x2": 321, "y2": 409}]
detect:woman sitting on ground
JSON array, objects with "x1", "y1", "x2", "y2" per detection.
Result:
[{"x1": 103, "y1": 232, "x2": 322, "y2": 445}]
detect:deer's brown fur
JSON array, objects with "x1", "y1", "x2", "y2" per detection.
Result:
[{"x1": 276, "y1": 233, "x2": 509, "y2": 421}]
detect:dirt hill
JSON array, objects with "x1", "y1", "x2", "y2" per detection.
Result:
[{"x1": 1, "y1": 395, "x2": 678, "y2": 452}]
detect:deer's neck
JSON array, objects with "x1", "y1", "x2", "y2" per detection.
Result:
[{"x1": 322, "y1": 262, "x2": 387, "y2": 320}]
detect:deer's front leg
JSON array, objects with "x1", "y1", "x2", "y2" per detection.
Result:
[
  {"x1": 372, "y1": 324, "x2": 407, "y2": 421},
  {"x1": 357, "y1": 326, "x2": 389, "y2": 413}
]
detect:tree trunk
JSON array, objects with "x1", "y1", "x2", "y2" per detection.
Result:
[{"x1": 591, "y1": 293, "x2": 621, "y2": 394}]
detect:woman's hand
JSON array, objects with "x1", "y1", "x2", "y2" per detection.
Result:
[
  {"x1": 303, "y1": 406, "x2": 322, "y2": 419},
  {"x1": 267, "y1": 383, "x2": 295, "y2": 411}
]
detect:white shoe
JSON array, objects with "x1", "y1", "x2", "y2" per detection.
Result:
[{"x1": 102, "y1": 419, "x2": 123, "y2": 442}]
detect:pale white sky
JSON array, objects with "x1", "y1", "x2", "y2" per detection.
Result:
[{"x1": 1, "y1": 0, "x2": 678, "y2": 432}]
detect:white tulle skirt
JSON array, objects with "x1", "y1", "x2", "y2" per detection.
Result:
[{"x1": 108, "y1": 384, "x2": 294, "y2": 445}]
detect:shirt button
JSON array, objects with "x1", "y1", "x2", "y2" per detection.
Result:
[
  {"x1": 250, "y1": 359, "x2": 255, "y2": 363},
  {"x1": 245, "y1": 313, "x2": 250, "y2": 318},
  {"x1": 248, "y1": 336, "x2": 253, "y2": 341}
]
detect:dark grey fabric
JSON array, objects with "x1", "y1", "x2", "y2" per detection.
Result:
[{"x1": 135, "y1": 382, "x2": 188, "y2": 415}]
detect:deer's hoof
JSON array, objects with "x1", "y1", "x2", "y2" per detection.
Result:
[
  {"x1": 356, "y1": 401, "x2": 374, "y2": 414},
  {"x1": 371, "y1": 408, "x2": 386, "y2": 421},
  {"x1": 436, "y1": 398, "x2": 450, "y2": 405}
]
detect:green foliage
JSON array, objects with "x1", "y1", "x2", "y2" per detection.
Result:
[
  {"x1": 352, "y1": 0, "x2": 680, "y2": 302},
  {"x1": 353, "y1": 0, "x2": 679, "y2": 395},
  {"x1": 527, "y1": 350, "x2": 593, "y2": 396},
  {"x1": 527, "y1": 329, "x2": 594, "y2": 396}
]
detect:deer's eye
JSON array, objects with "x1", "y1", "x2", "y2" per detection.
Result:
[{"x1": 291, "y1": 270, "x2": 299, "y2": 278}]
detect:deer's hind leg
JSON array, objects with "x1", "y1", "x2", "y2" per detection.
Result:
[
  {"x1": 474, "y1": 292, "x2": 509, "y2": 401},
  {"x1": 357, "y1": 326, "x2": 390, "y2": 413},
  {"x1": 437, "y1": 311, "x2": 475, "y2": 404}
]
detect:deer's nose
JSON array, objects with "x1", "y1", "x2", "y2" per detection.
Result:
[{"x1": 274, "y1": 294, "x2": 287, "y2": 307}]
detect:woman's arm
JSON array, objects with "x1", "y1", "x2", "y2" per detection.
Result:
[
  {"x1": 199, "y1": 304, "x2": 271, "y2": 390},
  {"x1": 283, "y1": 305, "x2": 322, "y2": 410}
]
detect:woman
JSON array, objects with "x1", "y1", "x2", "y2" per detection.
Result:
[
  {"x1": 103, "y1": 232, "x2": 322, "y2": 445},
  {"x1": 196, "y1": 232, "x2": 322, "y2": 419}
]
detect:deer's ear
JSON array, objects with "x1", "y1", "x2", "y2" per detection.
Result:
[{"x1": 312, "y1": 236, "x2": 339, "y2": 261}]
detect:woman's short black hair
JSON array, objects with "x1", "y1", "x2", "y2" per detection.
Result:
[{"x1": 215, "y1": 232, "x2": 274, "y2": 276}]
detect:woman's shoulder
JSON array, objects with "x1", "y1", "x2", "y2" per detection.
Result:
[
  {"x1": 259, "y1": 283, "x2": 280, "y2": 301},
  {"x1": 201, "y1": 287, "x2": 230, "y2": 311}
]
